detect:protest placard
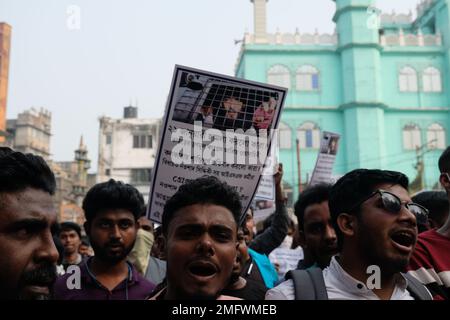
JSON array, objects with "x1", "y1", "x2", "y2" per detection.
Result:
[
  {"x1": 147, "y1": 65, "x2": 287, "y2": 223},
  {"x1": 252, "y1": 162, "x2": 276, "y2": 224},
  {"x1": 309, "y1": 131, "x2": 341, "y2": 186}
]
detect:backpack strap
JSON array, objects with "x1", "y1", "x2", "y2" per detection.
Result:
[
  {"x1": 403, "y1": 273, "x2": 432, "y2": 300},
  {"x1": 285, "y1": 268, "x2": 328, "y2": 300}
]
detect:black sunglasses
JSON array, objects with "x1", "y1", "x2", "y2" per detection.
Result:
[{"x1": 349, "y1": 189, "x2": 429, "y2": 219}]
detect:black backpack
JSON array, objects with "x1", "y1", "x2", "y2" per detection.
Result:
[{"x1": 285, "y1": 268, "x2": 432, "y2": 300}]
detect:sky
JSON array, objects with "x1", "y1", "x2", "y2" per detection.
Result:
[{"x1": 0, "y1": 0, "x2": 419, "y2": 172}]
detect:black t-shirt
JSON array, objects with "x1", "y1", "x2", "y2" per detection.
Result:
[
  {"x1": 221, "y1": 278, "x2": 267, "y2": 300},
  {"x1": 241, "y1": 258, "x2": 266, "y2": 287}
]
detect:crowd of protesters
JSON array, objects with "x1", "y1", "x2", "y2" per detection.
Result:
[{"x1": 0, "y1": 145, "x2": 449, "y2": 300}]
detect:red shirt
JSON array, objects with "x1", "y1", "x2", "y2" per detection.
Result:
[{"x1": 407, "y1": 229, "x2": 450, "y2": 300}]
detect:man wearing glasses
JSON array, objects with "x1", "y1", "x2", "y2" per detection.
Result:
[
  {"x1": 266, "y1": 169, "x2": 431, "y2": 300},
  {"x1": 408, "y1": 147, "x2": 450, "y2": 300}
]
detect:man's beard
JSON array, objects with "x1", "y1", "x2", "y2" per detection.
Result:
[
  {"x1": 357, "y1": 221, "x2": 408, "y2": 274},
  {"x1": 163, "y1": 288, "x2": 219, "y2": 301},
  {"x1": 189, "y1": 294, "x2": 219, "y2": 300},
  {"x1": 15, "y1": 264, "x2": 57, "y2": 300},
  {"x1": 91, "y1": 240, "x2": 135, "y2": 264}
]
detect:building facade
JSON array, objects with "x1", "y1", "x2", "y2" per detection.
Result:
[
  {"x1": 97, "y1": 106, "x2": 162, "y2": 203},
  {"x1": 0, "y1": 23, "x2": 11, "y2": 142},
  {"x1": 52, "y1": 137, "x2": 94, "y2": 225},
  {"x1": 6, "y1": 108, "x2": 52, "y2": 159},
  {"x1": 51, "y1": 161, "x2": 85, "y2": 225},
  {"x1": 236, "y1": 0, "x2": 450, "y2": 200}
]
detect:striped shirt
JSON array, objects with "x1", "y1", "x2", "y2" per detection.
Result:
[{"x1": 408, "y1": 229, "x2": 450, "y2": 300}]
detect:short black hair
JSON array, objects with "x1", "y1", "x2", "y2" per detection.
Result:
[
  {"x1": 82, "y1": 179, "x2": 144, "y2": 224},
  {"x1": 162, "y1": 176, "x2": 242, "y2": 236},
  {"x1": 329, "y1": 169, "x2": 409, "y2": 250},
  {"x1": 60, "y1": 221, "x2": 82, "y2": 239},
  {"x1": 438, "y1": 146, "x2": 450, "y2": 173},
  {"x1": 412, "y1": 191, "x2": 449, "y2": 225},
  {"x1": 0, "y1": 147, "x2": 56, "y2": 195},
  {"x1": 0, "y1": 147, "x2": 14, "y2": 158},
  {"x1": 294, "y1": 184, "x2": 332, "y2": 231}
]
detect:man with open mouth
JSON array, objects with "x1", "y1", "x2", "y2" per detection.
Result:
[
  {"x1": 149, "y1": 176, "x2": 241, "y2": 300},
  {"x1": 0, "y1": 147, "x2": 59, "y2": 300},
  {"x1": 267, "y1": 169, "x2": 432, "y2": 300}
]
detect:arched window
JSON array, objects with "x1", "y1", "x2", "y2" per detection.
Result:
[
  {"x1": 278, "y1": 122, "x2": 292, "y2": 149},
  {"x1": 296, "y1": 65, "x2": 320, "y2": 91},
  {"x1": 267, "y1": 65, "x2": 291, "y2": 89},
  {"x1": 403, "y1": 124, "x2": 421, "y2": 150},
  {"x1": 423, "y1": 67, "x2": 442, "y2": 92},
  {"x1": 297, "y1": 122, "x2": 320, "y2": 149},
  {"x1": 399, "y1": 66, "x2": 418, "y2": 92},
  {"x1": 427, "y1": 123, "x2": 446, "y2": 149}
]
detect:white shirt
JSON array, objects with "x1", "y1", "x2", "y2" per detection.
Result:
[
  {"x1": 269, "y1": 237, "x2": 304, "y2": 281},
  {"x1": 265, "y1": 256, "x2": 414, "y2": 300}
]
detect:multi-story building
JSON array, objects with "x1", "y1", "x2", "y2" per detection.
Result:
[
  {"x1": 236, "y1": 0, "x2": 450, "y2": 201},
  {"x1": 97, "y1": 106, "x2": 161, "y2": 202},
  {"x1": 6, "y1": 108, "x2": 52, "y2": 160},
  {"x1": 0, "y1": 23, "x2": 11, "y2": 143}
]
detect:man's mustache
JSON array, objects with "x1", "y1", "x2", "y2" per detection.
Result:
[
  {"x1": 19, "y1": 264, "x2": 57, "y2": 287},
  {"x1": 105, "y1": 240, "x2": 124, "y2": 247}
]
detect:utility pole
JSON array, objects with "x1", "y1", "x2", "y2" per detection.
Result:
[
  {"x1": 411, "y1": 139, "x2": 437, "y2": 192},
  {"x1": 296, "y1": 139, "x2": 302, "y2": 193}
]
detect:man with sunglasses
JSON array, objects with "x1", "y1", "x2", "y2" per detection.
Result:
[
  {"x1": 266, "y1": 169, "x2": 431, "y2": 300},
  {"x1": 408, "y1": 147, "x2": 450, "y2": 300}
]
